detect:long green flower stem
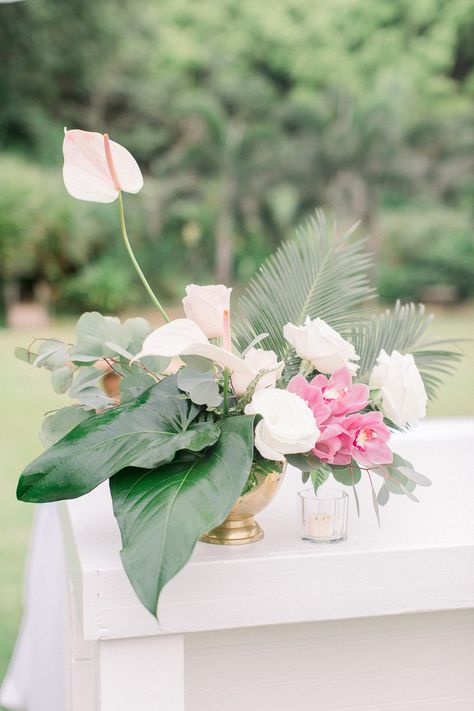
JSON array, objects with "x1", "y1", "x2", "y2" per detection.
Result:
[
  {"x1": 223, "y1": 369, "x2": 229, "y2": 415},
  {"x1": 117, "y1": 192, "x2": 170, "y2": 322}
]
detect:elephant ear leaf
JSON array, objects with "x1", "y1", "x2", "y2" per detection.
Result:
[
  {"x1": 17, "y1": 376, "x2": 220, "y2": 503},
  {"x1": 109, "y1": 415, "x2": 255, "y2": 616}
]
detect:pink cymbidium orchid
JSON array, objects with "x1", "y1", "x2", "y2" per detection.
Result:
[
  {"x1": 311, "y1": 368, "x2": 369, "y2": 416},
  {"x1": 335, "y1": 411, "x2": 393, "y2": 468},
  {"x1": 287, "y1": 369, "x2": 385, "y2": 466},
  {"x1": 63, "y1": 129, "x2": 143, "y2": 203}
]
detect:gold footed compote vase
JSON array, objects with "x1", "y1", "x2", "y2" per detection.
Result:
[{"x1": 201, "y1": 460, "x2": 286, "y2": 545}]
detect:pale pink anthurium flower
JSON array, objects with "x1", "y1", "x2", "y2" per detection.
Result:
[
  {"x1": 62, "y1": 129, "x2": 143, "y2": 203},
  {"x1": 133, "y1": 318, "x2": 253, "y2": 375},
  {"x1": 182, "y1": 284, "x2": 232, "y2": 339}
]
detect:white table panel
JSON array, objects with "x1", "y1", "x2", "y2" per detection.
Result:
[
  {"x1": 3, "y1": 418, "x2": 474, "y2": 711},
  {"x1": 59, "y1": 418, "x2": 474, "y2": 640},
  {"x1": 185, "y1": 610, "x2": 474, "y2": 711}
]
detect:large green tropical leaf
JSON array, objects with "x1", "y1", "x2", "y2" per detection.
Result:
[
  {"x1": 109, "y1": 415, "x2": 255, "y2": 615},
  {"x1": 17, "y1": 376, "x2": 220, "y2": 503},
  {"x1": 234, "y1": 210, "x2": 374, "y2": 375},
  {"x1": 351, "y1": 301, "x2": 463, "y2": 398}
]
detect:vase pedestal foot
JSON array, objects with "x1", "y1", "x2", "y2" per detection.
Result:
[{"x1": 200, "y1": 516, "x2": 264, "y2": 545}]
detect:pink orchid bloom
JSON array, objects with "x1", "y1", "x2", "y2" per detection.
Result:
[
  {"x1": 310, "y1": 367, "x2": 369, "y2": 416},
  {"x1": 287, "y1": 375, "x2": 344, "y2": 463},
  {"x1": 287, "y1": 374, "x2": 332, "y2": 424},
  {"x1": 335, "y1": 411, "x2": 393, "y2": 468},
  {"x1": 312, "y1": 422, "x2": 346, "y2": 463},
  {"x1": 63, "y1": 129, "x2": 143, "y2": 203}
]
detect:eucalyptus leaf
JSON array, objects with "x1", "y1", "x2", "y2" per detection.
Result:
[
  {"x1": 177, "y1": 366, "x2": 222, "y2": 407},
  {"x1": 368, "y1": 477, "x2": 381, "y2": 526},
  {"x1": 70, "y1": 354, "x2": 102, "y2": 364},
  {"x1": 69, "y1": 366, "x2": 115, "y2": 409},
  {"x1": 397, "y1": 482, "x2": 419, "y2": 503},
  {"x1": 352, "y1": 483, "x2": 360, "y2": 517},
  {"x1": 41, "y1": 406, "x2": 94, "y2": 446},
  {"x1": 384, "y1": 474, "x2": 416, "y2": 496},
  {"x1": 139, "y1": 355, "x2": 170, "y2": 374},
  {"x1": 72, "y1": 313, "x2": 154, "y2": 362},
  {"x1": 72, "y1": 312, "x2": 127, "y2": 359},
  {"x1": 14, "y1": 347, "x2": 37, "y2": 365},
  {"x1": 17, "y1": 377, "x2": 220, "y2": 503},
  {"x1": 377, "y1": 483, "x2": 390, "y2": 506},
  {"x1": 332, "y1": 461, "x2": 362, "y2": 486},
  {"x1": 121, "y1": 317, "x2": 152, "y2": 354},
  {"x1": 398, "y1": 466, "x2": 432, "y2": 487},
  {"x1": 107, "y1": 340, "x2": 170, "y2": 374},
  {"x1": 109, "y1": 415, "x2": 255, "y2": 615},
  {"x1": 392, "y1": 453, "x2": 431, "y2": 487},
  {"x1": 73, "y1": 387, "x2": 115, "y2": 410},
  {"x1": 51, "y1": 365, "x2": 74, "y2": 394},
  {"x1": 68, "y1": 366, "x2": 104, "y2": 396},
  {"x1": 372, "y1": 459, "x2": 419, "y2": 500},
  {"x1": 286, "y1": 451, "x2": 323, "y2": 472},
  {"x1": 33, "y1": 340, "x2": 68, "y2": 370},
  {"x1": 105, "y1": 342, "x2": 135, "y2": 360}
]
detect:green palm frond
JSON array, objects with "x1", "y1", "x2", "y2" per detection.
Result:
[
  {"x1": 352, "y1": 301, "x2": 463, "y2": 399},
  {"x1": 234, "y1": 210, "x2": 375, "y2": 375}
]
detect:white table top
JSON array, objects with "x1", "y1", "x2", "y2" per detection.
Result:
[{"x1": 59, "y1": 418, "x2": 474, "y2": 640}]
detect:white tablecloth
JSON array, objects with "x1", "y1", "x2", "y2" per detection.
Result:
[{"x1": 0, "y1": 505, "x2": 68, "y2": 711}]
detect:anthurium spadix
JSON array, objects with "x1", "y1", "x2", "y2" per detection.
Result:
[
  {"x1": 63, "y1": 129, "x2": 143, "y2": 203},
  {"x1": 133, "y1": 318, "x2": 253, "y2": 374}
]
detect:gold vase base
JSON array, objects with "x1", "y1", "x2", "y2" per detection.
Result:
[{"x1": 200, "y1": 516, "x2": 264, "y2": 545}]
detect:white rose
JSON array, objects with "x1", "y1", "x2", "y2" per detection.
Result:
[
  {"x1": 232, "y1": 347, "x2": 284, "y2": 396},
  {"x1": 283, "y1": 316, "x2": 359, "y2": 375},
  {"x1": 370, "y1": 349, "x2": 427, "y2": 427},
  {"x1": 182, "y1": 284, "x2": 232, "y2": 339},
  {"x1": 245, "y1": 388, "x2": 320, "y2": 462}
]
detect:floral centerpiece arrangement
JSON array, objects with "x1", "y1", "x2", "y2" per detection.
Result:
[{"x1": 16, "y1": 130, "x2": 461, "y2": 616}]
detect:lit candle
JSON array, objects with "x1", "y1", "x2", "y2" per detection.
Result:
[{"x1": 308, "y1": 512, "x2": 333, "y2": 538}]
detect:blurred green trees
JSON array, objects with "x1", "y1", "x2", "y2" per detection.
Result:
[{"x1": 0, "y1": 0, "x2": 473, "y2": 313}]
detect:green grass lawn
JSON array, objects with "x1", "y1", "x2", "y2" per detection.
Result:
[{"x1": 0, "y1": 307, "x2": 473, "y2": 691}]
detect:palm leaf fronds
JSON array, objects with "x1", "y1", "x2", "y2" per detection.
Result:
[
  {"x1": 352, "y1": 301, "x2": 463, "y2": 399},
  {"x1": 234, "y1": 210, "x2": 375, "y2": 373}
]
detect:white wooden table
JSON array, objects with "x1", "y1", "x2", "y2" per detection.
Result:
[{"x1": 20, "y1": 419, "x2": 474, "y2": 709}]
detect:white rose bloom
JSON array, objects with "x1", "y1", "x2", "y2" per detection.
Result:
[
  {"x1": 182, "y1": 284, "x2": 232, "y2": 339},
  {"x1": 283, "y1": 316, "x2": 359, "y2": 375},
  {"x1": 370, "y1": 349, "x2": 427, "y2": 427},
  {"x1": 232, "y1": 347, "x2": 284, "y2": 396},
  {"x1": 245, "y1": 388, "x2": 320, "y2": 462}
]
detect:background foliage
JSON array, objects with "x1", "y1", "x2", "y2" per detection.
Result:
[{"x1": 1, "y1": 0, "x2": 474, "y2": 315}]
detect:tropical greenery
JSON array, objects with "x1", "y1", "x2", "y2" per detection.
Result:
[
  {"x1": 15, "y1": 213, "x2": 461, "y2": 615},
  {"x1": 1, "y1": 0, "x2": 474, "y2": 316}
]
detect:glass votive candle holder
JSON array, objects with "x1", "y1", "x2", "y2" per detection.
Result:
[{"x1": 298, "y1": 488, "x2": 349, "y2": 543}]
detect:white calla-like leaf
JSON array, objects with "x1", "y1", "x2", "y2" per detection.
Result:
[{"x1": 134, "y1": 318, "x2": 252, "y2": 375}]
